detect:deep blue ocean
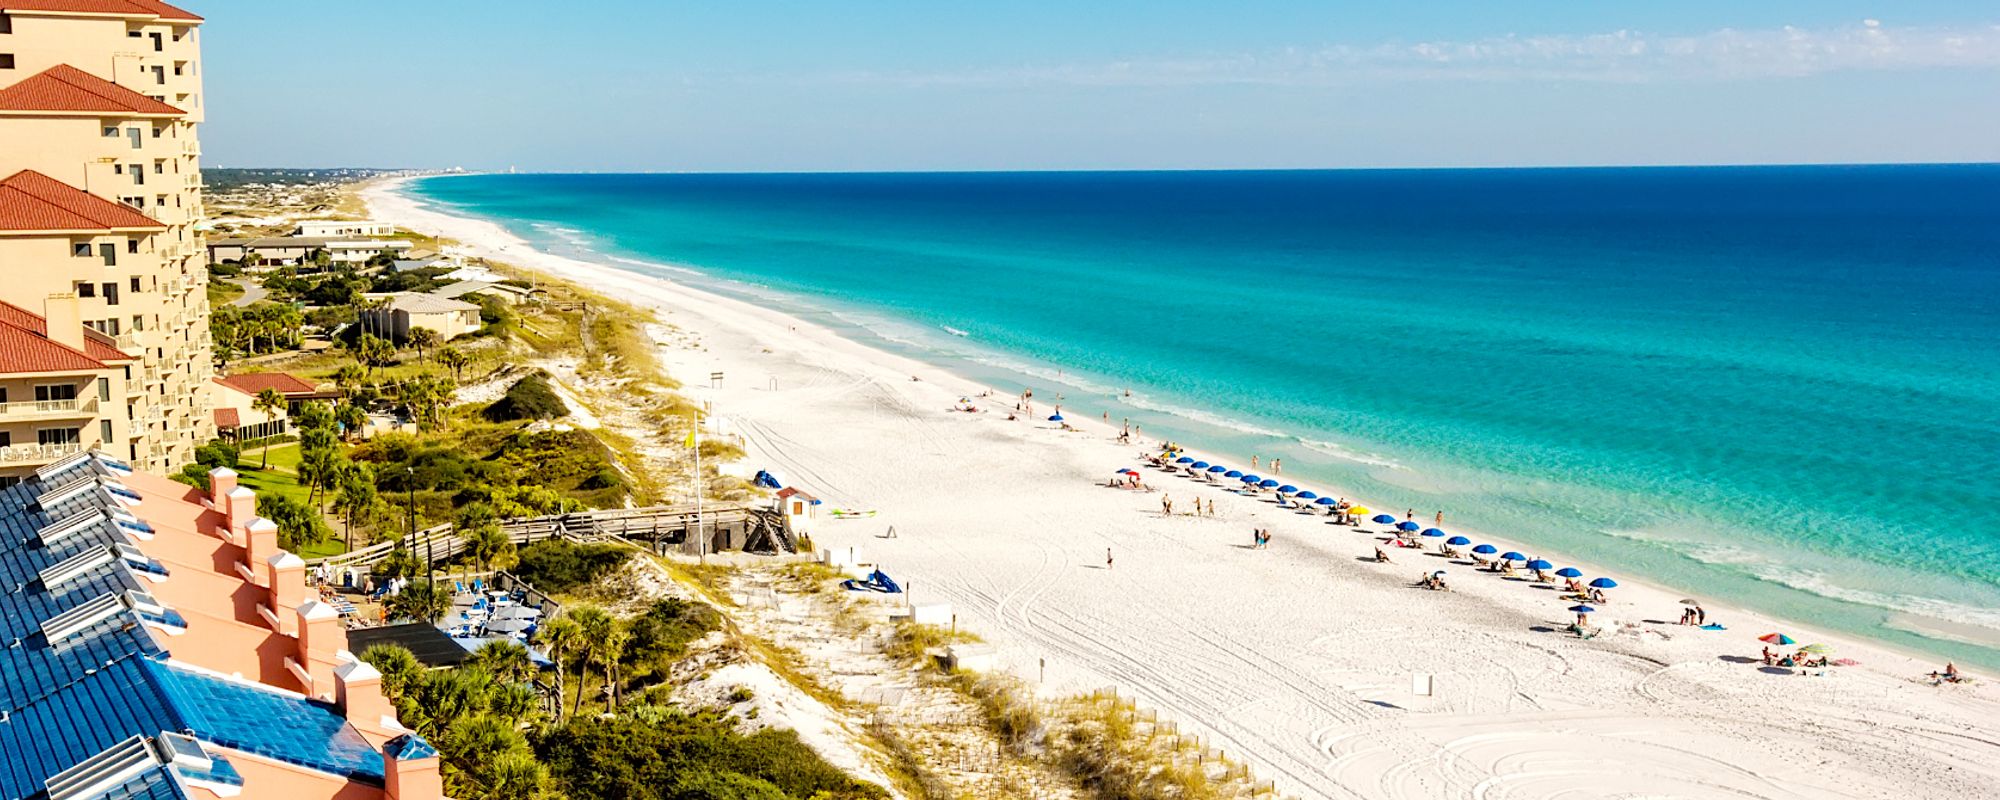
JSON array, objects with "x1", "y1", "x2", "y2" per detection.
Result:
[{"x1": 412, "y1": 166, "x2": 2000, "y2": 668}]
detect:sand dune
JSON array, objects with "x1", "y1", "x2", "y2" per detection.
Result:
[{"x1": 367, "y1": 177, "x2": 2000, "y2": 799}]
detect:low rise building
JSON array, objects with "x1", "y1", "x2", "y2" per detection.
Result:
[
  {"x1": 209, "y1": 372, "x2": 330, "y2": 440},
  {"x1": 358, "y1": 293, "x2": 481, "y2": 342},
  {"x1": 206, "y1": 236, "x2": 411, "y2": 269}
]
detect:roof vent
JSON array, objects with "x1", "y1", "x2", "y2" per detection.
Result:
[
  {"x1": 155, "y1": 732, "x2": 213, "y2": 771},
  {"x1": 38, "y1": 592, "x2": 125, "y2": 644},
  {"x1": 37, "y1": 546, "x2": 117, "y2": 591},
  {"x1": 43, "y1": 734, "x2": 156, "y2": 800},
  {"x1": 34, "y1": 450, "x2": 100, "y2": 482},
  {"x1": 37, "y1": 508, "x2": 109, "y2": 546},
  {"x1": 35, "y1": 474, "x2": 103, "y2": 510}
]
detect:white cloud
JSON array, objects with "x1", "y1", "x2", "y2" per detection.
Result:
[{"x1": 801, "y1": 20, "x2": 2000, "y2": 88}]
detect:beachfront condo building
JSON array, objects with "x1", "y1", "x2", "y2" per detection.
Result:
[{"x1": 0, "y1": 0, "x2": 217, "y2": 480}]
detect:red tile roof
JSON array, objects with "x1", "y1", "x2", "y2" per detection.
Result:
[
  {"x1": 215, "y1": 372, "x2": 320, "y2": 397},
  {"x1": 213, "y1": 408, "x2": 240, "y2": 429},
  {"x1": 0, "y1": 302, "x2": 113, "y2": 374},
  {"x1": 0, "y1": 65, "x2": 187, "y2": 116},
  {"x1": 0, "y1": 300, "x2": 133, "y2": 362},
  {"x1": 0, "y1": 170, "x2": 165, "y2": 232},
  {"x1": 0, "y1": 0, "x2": 201, "y2": 21}
]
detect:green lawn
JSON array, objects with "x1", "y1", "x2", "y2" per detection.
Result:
[
  {"x1": 296, "y1": 538, "x2": 349, "y2": 559},
  {"x1": 235, "y1": 454, "x2": 310, "y2": 506},
  {"x1": 245, "y1": 442, "x2": 302, "y2": 471}
]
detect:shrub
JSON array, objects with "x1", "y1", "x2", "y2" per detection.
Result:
[
  {"x1": 484, "y1": 371, "x2": 567, "y2": 422},
  {"x1": 536, "y1": 709, "x2": 885, "y2": 800},
  {"x1": 510, "y1": 539, "x2": 630, "y2": 593}
]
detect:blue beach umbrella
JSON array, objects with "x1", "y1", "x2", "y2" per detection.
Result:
[
  {"x1": 1371, "y1": 514, "x2": 1397, "y2": 525},
  {"x1": 1208, "y1": 465, "x2": 1228, "y2": 473},
  {"x1": 1526, "y1": 559, "x2": 1553, "y2": 571},
  {"x1": 1259, "y1": 479, "x2": 1281, "y2": 489},
  {"x1": 1555, "y1": 567, "x2": 1584, "y2": 578},
  {"x1": 1568, "y1": 605, "x2": 1596, "y2": 614},
  {"x1": 1589, "y1": 577, "x2": 1619, "y2": 589},
  {"x1": 1192, "y1": 461, "x2": 1210, "y2": 469},
  {"x1": 1277, "y1": 484, "x2": 1298, "y2": 494},
  {"x1": 1224, "y1": 470, "x2": 1243, "y2": 478},
  {"x1": 1472, "y1": 544, "x2": 1498, "y2": 555},
  {"x1": 1396, "y1": 521, "x2": 1421, "y2": 532},
  {"x1": 1446, "y1": 536, "x2": 1471, "y2": 546},
  {"x1": 1315, "y1": 497, "x2": 1337, "y2": 506},
  {"x1": 1419, "y1": 527, "x2": 1445, "y2": 538},
  {"x1": 1500, "y1": 551, "x2": 1526, "y2": 562},
  {"x1": 1048, "y1": 413, "x2": 1064, "y2": 422},
  {"x1": 1175, "y1": 456, "x2": 1194, "y2": 464},
  {"x1": 1295, "y1": 491, "x2": 1318, "y2": 500}
]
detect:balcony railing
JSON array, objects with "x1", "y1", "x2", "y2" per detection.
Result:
[
  {"x1": 0, "y1": 398, "x2": 99, "y2": 419},
  {"x1": 0, "y1": 443, "x2": 85, "y2": 465}
]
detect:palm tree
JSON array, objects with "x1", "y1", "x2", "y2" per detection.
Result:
[
  {"x1": 599, "y1": 627, "x2": 629, "y2": 711},
  {"x1": 331, "y1": 462, "x2": 378, "y2": 550},
  {"x1": 357, "y1": 643, "x2": 424, "y2": 697},
  {"x1": 408, "y1": 326, "x2": 440, "y2": 364},
  {"x1": 534, "y1": 615, "x2": 583, "y2": 721},
  {"x1": 436, "y1": 347, "x2": 470, "y2": 383},
  {"x1": 333, "y1": 401, "x2": 367, "y2": 442},
  {"x1": 464, "y1": 523, "x2": 514, "y2": 574},
  {"x1": 565, "y1": 605, "x2": 614, "y2": 717},
  {"x1": 251, "y1": 388, "x2": 285, "y2": 464},
  {"x1": 332, "y1": 364, "x2": 365, "y2": 392},
  {"x1": 468, "y1": 639, "x2": 535, "y2": 685},
  {"x1": 385, "y1": 579, "x2": 450, "y2": 623}
]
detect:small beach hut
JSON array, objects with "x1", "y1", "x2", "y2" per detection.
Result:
[{"x1": 776, "y1": 487, "x2": 821, "y2": 537}]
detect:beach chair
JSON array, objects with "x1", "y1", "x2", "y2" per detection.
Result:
[
  {"x1": 455, "y1": 580, "x2": 467, "y2": 594},
  {"x1": 471, "y1": 578, "x2": 484, "y2": 593}
]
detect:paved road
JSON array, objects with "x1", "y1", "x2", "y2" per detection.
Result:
[{"x1": 224, "y1": 277, "x2": 267, "y2": 307}]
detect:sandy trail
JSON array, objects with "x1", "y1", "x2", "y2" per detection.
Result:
[{"x1": 368, "y1": 177, "x2": 2000, "y2": 800}]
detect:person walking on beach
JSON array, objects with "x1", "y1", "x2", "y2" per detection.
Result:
[
  {"x1": 1435, "y1": 510, "x2": 1444, "y2": 526},
  {"x1": 1206, "y1": 498, "x2": 1215, "y2": 517},
  {"x1": 1106, "y1": 548, "x2": 1114, "y2": 570},
  {"x1": 1272, "y1": 458, "x2": 1282, "y2": 473},
  {"x1": 1251, "y1": 455, "x2": 1260, "y2": 469},
  {"x1": 1162, "y1": 495, "x2": 1174, "y2": 516},
  {"x1": 1696, "y1": 606, "x2": 1707, "y2": 625}
]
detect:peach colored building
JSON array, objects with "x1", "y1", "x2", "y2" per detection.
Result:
[
  {"x1": 0, "y1": 450, "x2": 440, "y2": 800},
  {"x1": 0, "y1": 0, "x2": 217, "y2": 477},
  {"x1": 0, "y1": 297, "x2": 136, "y2": 484}
]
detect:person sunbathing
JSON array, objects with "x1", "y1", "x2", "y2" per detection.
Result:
[
  {"x1": 1762, "y1": 646, "x2": 1776, "y2": 666},
  {"x1": 1470, "y1": 554, "x2": 1490, "y2": 566},
  {"x1": 1588, "y1": 588, "x2": 1608, "y2": 604},
  {"x1": 1564, "y1": 579, "x2": 1584, "y2": 593},
  {"x1": 1441, "y1": 546, "x2": 1461, "y2": 558},
  {"x1": 1498, "y1": 562, "x2": 1518, "y2": 577}
]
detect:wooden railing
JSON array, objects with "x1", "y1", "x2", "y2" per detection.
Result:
[{"x1": 306, "y1": 503, "x2": 792, "y2": 570}]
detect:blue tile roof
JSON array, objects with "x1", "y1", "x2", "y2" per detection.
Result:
[
  {"x1": 147, "y1": 661, "x2": 385, "y2": 784},
  {"x1": 87, "y1": 767, "x2": 190, "y2": 800},
  {"x1": 0, "y1": 465, "x2": 385, "y2": 799}
]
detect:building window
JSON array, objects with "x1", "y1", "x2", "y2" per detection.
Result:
[
  {"x1": 103, "y1": 283, "x2": 119, "y2": 305},
  {"x1": 98, "y1": 378, "x2": 110, "y2": 401},
  {"x1": 132, "y1": 315, "x2": 143, "y2": 332},
  {"x1": 38, "y1": 428, "x2": 81, "y2": 446},
  {"x1": 0, "y1": 14, "x2": 11, "y2": 34},
  {"x1": 128, "y1": 128, "x2": 141, "y2": 149},
  {"x1": 132, "y1": 166, "x2": 144, "y2": 185},
  {"x1": 74, "y1": 243, "x2": 92, "y2": 258},
  {"x1": 130, "y1": 276, "x2": 142, "y2": 291},
  {"x1": 75, "y1": 282, "x2": 95, "y2": 298},
  {"x1": 0, "y1": 54, "x2": 13, "y2": 70},
  {"x1": 152, "y1": 65, "x2": 164, "y2": 84},
  {"x1": 127, "y1": 240, "x2": 138, "y2": 254},
  {"x1": 0, "y1": 432, "x2": 10, "y2": 449},
  {"x1": 98, "y1": 244, "x2": 116, "y2": 266},
  {"x1": 153, "y1": 162, "x2": 163, "y2": 174},
  {"x1": 104, "y1": 126, "x2": 119, "y2": 138},
  {"x1": 100, "y1": 420, "x2": 113, "y2": 443},
  {"x1": 36, "y1": 384, "x2": 78, "y2": 403},
  {"x1": 150, "y1": 32, "x2": 162, "y2": 52}
]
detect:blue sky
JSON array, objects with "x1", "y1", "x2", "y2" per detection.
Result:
[{"x1": 194, "y1": 1, "x2": 2000, "y2": 171}]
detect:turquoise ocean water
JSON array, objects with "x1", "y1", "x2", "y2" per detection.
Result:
[{"x1": 410, "y1": 167, "x2": 2000, "y2": 668}]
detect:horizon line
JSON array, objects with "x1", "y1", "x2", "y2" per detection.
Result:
[{"x1": 218, "y1": 159, "x2": 2000, "y2": 176}]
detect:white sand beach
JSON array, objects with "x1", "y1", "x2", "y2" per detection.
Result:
[{"x1": 366, "y1": 177, "x2": 2000, "y2": 799}]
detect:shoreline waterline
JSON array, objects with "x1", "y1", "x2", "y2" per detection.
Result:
[{"x1": 382, "y1": 171, "x2": 1999, "y2": 674}]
